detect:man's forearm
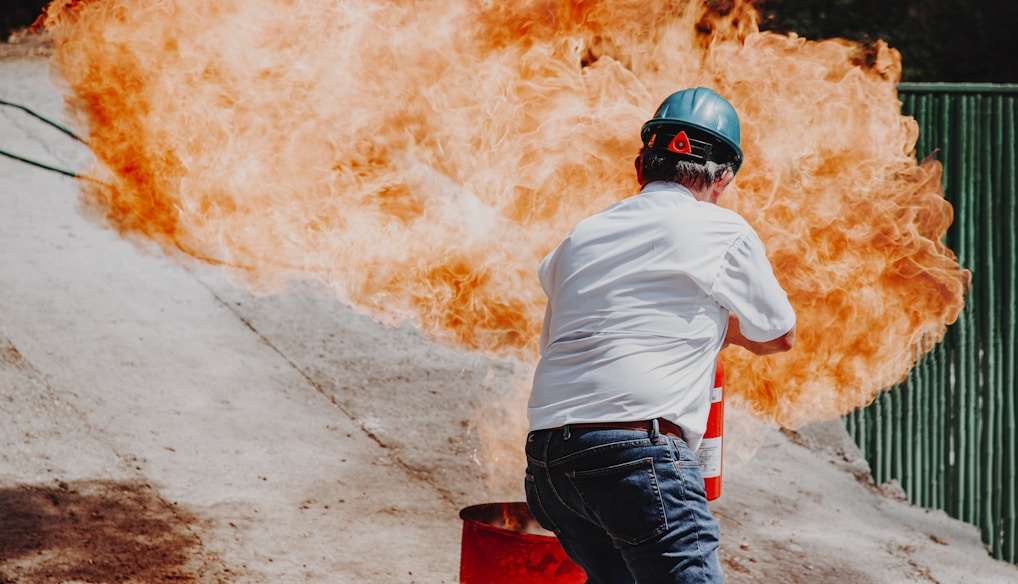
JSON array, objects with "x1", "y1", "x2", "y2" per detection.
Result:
[{"x1": 725, "y1": 313, "x2": 795, "y2": 355}]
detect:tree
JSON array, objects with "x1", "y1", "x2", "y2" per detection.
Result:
[
  {"x1": 755, "y1": 0, "x2": 1018, "y2": 82},
  {"x1": 1, "y1": 1, "x2": 48, "y2": 41}
]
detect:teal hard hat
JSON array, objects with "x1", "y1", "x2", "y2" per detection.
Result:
[{"x1": 640, "y1": 87, "x2": 744, "y2": 173}]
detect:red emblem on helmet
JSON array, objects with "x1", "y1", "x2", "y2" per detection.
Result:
[{"x1": 667, "y1": 131, "x2": 692, "y2": 154}]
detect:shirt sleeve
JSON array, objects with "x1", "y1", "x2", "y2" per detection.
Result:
[{"x1": 710, "y1": 229, "x2": 796, "y2": 342}]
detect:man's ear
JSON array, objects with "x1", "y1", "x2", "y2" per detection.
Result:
[
  {"x1": 721, "y1": 170, "x2": 735, "y2": 189},
  {"x1": 634, "y1": 152, "x2": 643, "y2": 185},
  {"x1": 708, "y1": 171, "x2": 734, "y2": 204}
]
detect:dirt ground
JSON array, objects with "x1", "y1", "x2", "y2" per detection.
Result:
[{"x1": 2, "y1": 36, "x2": 1017, "y2": 583}]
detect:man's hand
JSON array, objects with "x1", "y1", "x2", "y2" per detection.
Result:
[{"x1": 724, "y1": 313, "x2": 795, "y2": 355}]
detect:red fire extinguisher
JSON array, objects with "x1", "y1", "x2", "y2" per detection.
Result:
[{"x1": 697, "y1": 355, "x2": 724, "y2": 500}]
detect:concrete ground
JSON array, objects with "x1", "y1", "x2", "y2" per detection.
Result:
[{"x1": 2, "y1": 44, "x2": 1017, "y2": 583}]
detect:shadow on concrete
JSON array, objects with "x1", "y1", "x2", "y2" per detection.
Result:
[{"x1": 0, "y1": 479, "x2": 219, "y2": 583}]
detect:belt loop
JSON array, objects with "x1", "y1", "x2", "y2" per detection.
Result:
[
  {"x1": 562, "y1": 425, "x2": 572, "y2": 441},
  {"x1": 649, "y1": 418, "x2": 660, "y2": 441}
]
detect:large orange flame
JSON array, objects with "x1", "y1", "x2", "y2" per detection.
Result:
[{"x1": 41, "y1": 0, "x2": 967, "y2": 429}]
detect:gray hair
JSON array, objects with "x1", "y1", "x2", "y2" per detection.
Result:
[{"x1": 639, "y1": 148, "x2": 734, "y2": 192}]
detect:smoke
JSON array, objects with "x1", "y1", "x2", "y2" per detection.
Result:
[{"x1": 41, "y1": 0, "x2": 967, "y2": 432}]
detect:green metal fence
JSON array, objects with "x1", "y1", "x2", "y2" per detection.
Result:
[{"x1": 845, "y1": 83, "x2": 1018, "y2": 563}]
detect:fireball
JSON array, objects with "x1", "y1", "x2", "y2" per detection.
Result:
[{"x1": 41, "y1": 0, "x2": 968, "y2": 429}]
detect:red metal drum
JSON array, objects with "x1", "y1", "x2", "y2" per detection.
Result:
[{"x1": 458, "y1": 502, "x2": 586, "y2": 584}]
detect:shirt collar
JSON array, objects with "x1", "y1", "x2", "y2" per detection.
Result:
[{"x1": 639, "y1": 180, "x2": 696, "y2": 200}]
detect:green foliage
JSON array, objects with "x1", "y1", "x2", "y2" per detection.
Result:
[{"x1": 756, "y1": 0, "x2": 1018, "y2": 82}]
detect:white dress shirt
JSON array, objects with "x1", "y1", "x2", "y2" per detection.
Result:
[{"x1": 528, "y1": 181, "x2": 796, "y2": 451}]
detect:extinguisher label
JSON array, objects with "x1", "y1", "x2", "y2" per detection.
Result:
[
  {"x1": 696, "y1": 437, "x2": 722, "y2": 478},
  {"x1": 710, "y1": 386, "x2": 722, "y2": 403}
]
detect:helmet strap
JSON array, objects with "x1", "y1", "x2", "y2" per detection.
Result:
[{"x1": 646, "y1": 127, "x2": 724, "y2": 166}]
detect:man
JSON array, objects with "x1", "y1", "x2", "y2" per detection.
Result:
[{"x1": 524, "y1": 87, "x2": 796, "y2": 583}]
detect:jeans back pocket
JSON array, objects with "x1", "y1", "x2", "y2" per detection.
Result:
[
  {"x1": 567, "y1": 457, "x2": 667, "y2": 545},
  {"x1": 525, "y1": 470, "x2": 561, "y2": 535}
]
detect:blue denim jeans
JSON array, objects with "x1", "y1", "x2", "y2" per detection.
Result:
[{"x1": 525, "y1": 424, "x2": 723, "y2": 584}]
